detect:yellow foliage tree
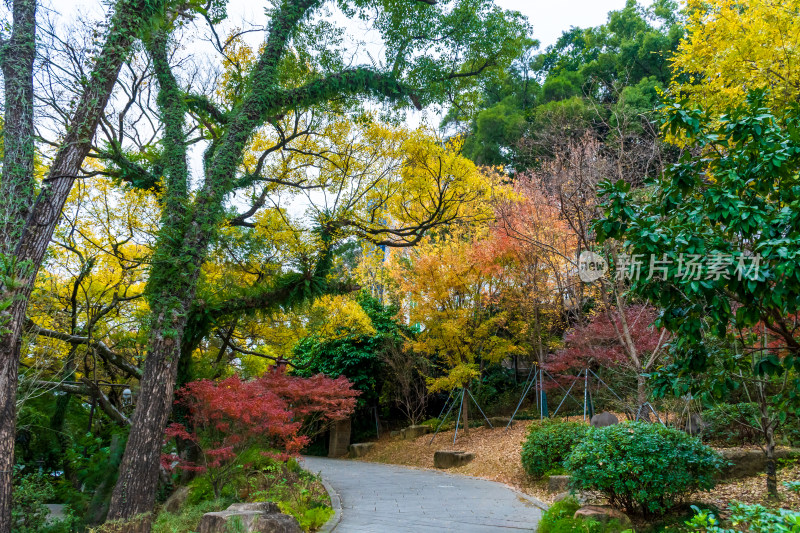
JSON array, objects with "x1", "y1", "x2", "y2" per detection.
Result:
[
  {"x1": 22, "y1": 175, "x2": 158, "y2": 427},
  {"x1": 392, "y1": 224, "x2": 521, "y2": 431},
  {"x1": 671, "y1": 0, "x2": 800, "y2": 113}
]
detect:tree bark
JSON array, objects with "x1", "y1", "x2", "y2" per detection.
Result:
[
  {"x1": 0, "y1": 1, "x2": 36, "y2": 529},
  {"x1": 106, "y1": 30, "x2": 199, "y2": 524},
  {"x1": 757, "y1": 384, "x2": 779, "y2": 499},
  {"x1": 105, "y1": 303, "x2": 192, "y2": 521},
  {"x1": 0, "y1": 1, "x2": 150, "y2": 529},
  {"x1": 636, "y1": 374, "x2": 648, "y2": 414},
  {"x1": 765, "y1": 423, "x2": 778, "y2": 499}
]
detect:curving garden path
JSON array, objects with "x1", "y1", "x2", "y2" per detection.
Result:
[{"x1": 301, "y1": 456, "x2": 545, "y2": 533}]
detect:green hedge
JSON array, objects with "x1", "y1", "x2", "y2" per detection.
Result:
[
  {"x1": 521, "y1": 419, "x2": 590, "y2": 478},
  {"x1": 566, "y1": 422, "x2": 723, "y2": 516}
]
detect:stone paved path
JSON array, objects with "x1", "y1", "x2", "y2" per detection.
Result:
[{"x1": 301, "y1": 456, "x2": 545, "y2": 533}]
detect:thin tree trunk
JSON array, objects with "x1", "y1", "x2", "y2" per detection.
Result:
[
  {"x1": 636, "y1": 374, "x2": 648, "y2": 415},
  {"x1": 757, "y1": 326, "x2": 779, "y2": 499},
  {"x1": 757, "y1": 375, "x2": 779, "y2": 499},
  {"x1": 764, "y1": 422, "x2": 778, "y2": 499},
  {"x1": 49, "y1": 346, "x2": 79, "y2": 474},
  {"x1": 461, "y1": 384, "x2": 469, "y2": 435}
]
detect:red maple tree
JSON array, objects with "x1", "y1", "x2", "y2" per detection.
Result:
[
  {"x1": 162, "y1": 372, "x2": 358, "y2": 497},
  {"x1": 547, "y1": 304, "x2": 669, "y2": 408}
]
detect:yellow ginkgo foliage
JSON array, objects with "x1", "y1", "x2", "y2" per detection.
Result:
[
  {"x1": 308, "y1": 294, "x2": 375, "y2": 341},
  {"x1": 671, "y1": 0, "x2": 800, "y2": 113},
  {"x1": 392, "y1": 225, "x2": 522, "y2": 395}
]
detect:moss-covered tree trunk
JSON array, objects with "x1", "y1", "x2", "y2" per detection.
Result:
[
  {"x1": 104, "y1": 289, "x2": 197, "y2": 521},
  {"x1": 106, "y1": 30, "x2": 198, "y2": 524},
  {"x1": 0, "y1": 2, "x2": 153, "y2": 528},
  {"x1": 104, "y1": 0, "x2": 522, "y2": 521},
  {"x1": 106, "y1": 3, "x2": 333, "y2": 521},
  {"x1": 0, "y1": 2, "x2": 36, "y2": 529}
]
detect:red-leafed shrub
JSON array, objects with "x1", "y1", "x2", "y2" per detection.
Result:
[{"x1": 163, "y1": 372, "x2": 358, "y2": 497}]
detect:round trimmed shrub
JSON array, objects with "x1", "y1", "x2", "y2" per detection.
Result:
[
  {"x1": 565, "y1": 422, "x2": 724, "y2": 516},
  {"x1": 521, "y1": 419, "x2": 590, "y2": 478}
]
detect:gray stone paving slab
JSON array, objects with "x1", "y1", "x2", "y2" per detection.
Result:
[{"x1": 302, "y1": 456, "x2": 545, "y2": 533}]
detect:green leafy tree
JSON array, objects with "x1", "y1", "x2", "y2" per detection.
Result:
[
  {"x1": 292, "y1": 293, "x2": 406, "y2": 408},
  {"x1": 595, "y1": 92, "x2": 800, "y2": 497},
  {"x1": 457, "y1": 0, "x2": 683, "y2": 173}
]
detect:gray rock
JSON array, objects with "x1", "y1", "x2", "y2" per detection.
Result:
[
  {"x1": 547, "y1": 475, "x2": 570, "y2": 493},
  {"x1": 44, "y1": 504, "x2": 66, "y2": 525},
  {"x1": 552, "y1": 492, "x2": 572, "y2": 503},
  {"x1": 553, "y1": 492, "x2": 589, "y2": 505},
  {"x1": 252, "y1": 514, "x2": 303, "y2": 533},
  {"x1": 401, "y1": 425, "x2": 431, "y2": 440},
  {"x1": 350, "y1": 442, "x2": 375, "y2": 457},
  {"x1": 226, "y1": 502, "x2": 280, "y2": 514},
  {"x1": 196, "y1": 503, "x2": 301, "y2": 533},
  {"x1": 163, "y1": 485, "x2": 190, "y2": 514},
  {"x1": 590, "y1": 412, "x2": 619, "y2": 428},
  {"x1": 198, "y1": 511, "x2": 263, "y2": 533},
  {"x1": 574, "y1": 505, "x2": 632, "y2": 529},
  {"x1": 349, "y1": 442, "x2": 376, "y2": 458},
  {"x1": 433, "y1": 450, "x2": 475, "y2": 469},
  {"x1": 328, "y1": 418, "x2": 351, "y2": 458},
  {"x1": 686, "y1": 413, "x2": 707, "y2": 436}
]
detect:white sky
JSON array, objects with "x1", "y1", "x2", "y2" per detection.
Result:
[
  {"x1": 499, "y1": 0, "x2": 651, "y2": 48},
  {"x1": 47, "y1": 0, "x2": 646, "y2": 48},
  {"x1": 28, "y1": 0, "x2": 651, "y2": 205},
  {"x1": 227, "y1": 0, "x2": 649, "y2": 48}
]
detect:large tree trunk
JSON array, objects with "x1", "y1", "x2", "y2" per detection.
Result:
[
  {"x1": 0, "y1": 1, "x2": 36, "y2": 529},
  {"x1": 0, "y1": 329, "x2": 23, "y2": 533},
  {"x1": 106, "y1": 31, "x2": 198, "y2": 525},
  {"x1": 0, "y1": 2, "x2": 149, "y2": 529},
  {"x1": 105, "y1": 314, "x2": 186, "y2": 522},
  {"x1": 106, "y1": 231, "x2": 208, "y2": 524}
]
